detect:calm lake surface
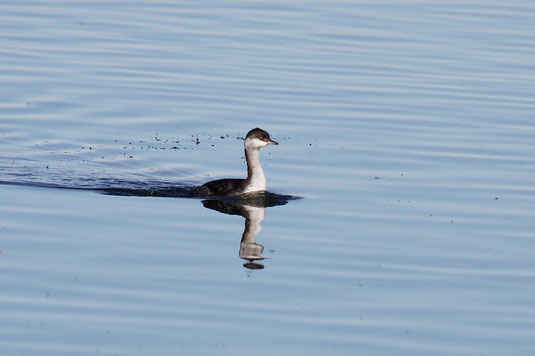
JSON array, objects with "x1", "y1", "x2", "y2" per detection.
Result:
[{"x1": 1, "y1": 1, "x2": 535, "y2": 355}]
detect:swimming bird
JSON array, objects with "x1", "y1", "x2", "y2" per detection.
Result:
[{"x1": 192, "y1": 128, "x2": 278, "y2": 197}]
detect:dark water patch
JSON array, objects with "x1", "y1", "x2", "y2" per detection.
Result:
[
  {"x1": 98, "y1": 183, "x2": 194, "y2": 197},
  {"x1": 100, "y1": 185, "x2": 300, "y2": 206},
  {"x1": 0, "y1": 179, "x2": 301, "y2": 204},
  {"x1": 201, "y1": 191, "x2": 300, "y2": 210}
]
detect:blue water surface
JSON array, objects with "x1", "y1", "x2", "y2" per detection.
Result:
[{"x1": 1, "y1": 1, "x2": 535, "y2": 355}]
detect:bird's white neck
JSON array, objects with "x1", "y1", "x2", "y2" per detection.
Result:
[{"x1": 244, "y1": 147, "x2": 266, "y2": 193}]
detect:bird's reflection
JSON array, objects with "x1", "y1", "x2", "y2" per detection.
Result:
[
  {"x1": 201, "y1": 193, "x2": 294, "y2": 270},
  {"x1": 77, "y1": 181, "x2": 299, "y2": 270}
]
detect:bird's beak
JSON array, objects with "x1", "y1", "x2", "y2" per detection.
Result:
[{"x1": 267, "y1": 139, "x2": 279, "y2": 145}]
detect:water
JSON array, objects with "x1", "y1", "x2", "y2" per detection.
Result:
[{"x1": 1, "y1": 1, "x2": 535, "y2": 355}]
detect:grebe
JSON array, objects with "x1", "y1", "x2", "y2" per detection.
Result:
[{"x1": 192, "y1": 128, "x2": 278, "y2": 197}]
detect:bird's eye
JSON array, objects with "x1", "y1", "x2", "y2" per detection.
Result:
[{"x1": 259, "y1": 137, "x2": 265, "y2": 141}]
